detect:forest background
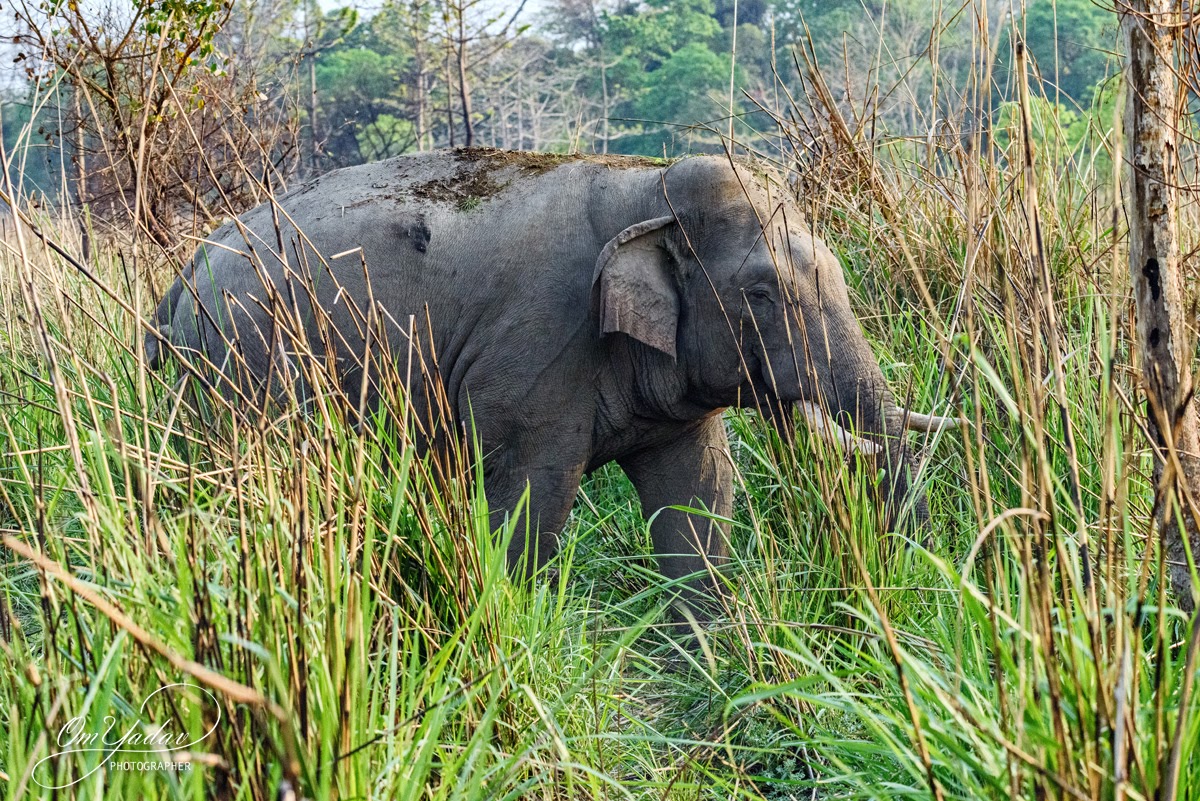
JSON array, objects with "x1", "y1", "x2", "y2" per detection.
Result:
[{"x1": 0, "y1": 0, "x2": 1117, "y2": 234}]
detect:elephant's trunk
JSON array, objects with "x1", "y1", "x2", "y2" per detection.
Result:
[{"x1": 831, "y1": 364, "x2": 929, "y2": 533}]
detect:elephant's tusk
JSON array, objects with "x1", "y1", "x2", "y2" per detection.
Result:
[
  {"x1": 798, "y1": 402, "x2": 883, "y2": 455},
  {"x1": 899, "y1": 410, "x2": 961, "y2": 433}
]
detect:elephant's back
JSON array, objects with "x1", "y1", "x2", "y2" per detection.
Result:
[
  {"x1": 179, "y1": 150, "x2": 669, "y2": 315},
  {"x1": 148, "y1": 149, "x2": 665, "y2": 373},
  {"x1": 194, "y1": 148, "x2": 663, "y2": 278},
  {"x1": 266, "y1": 147, "x2": 664, "y2": 227}
]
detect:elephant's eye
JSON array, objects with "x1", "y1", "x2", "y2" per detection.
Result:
[{"x1": 744, "y1": 286, "x2": 773, "y2": 303}]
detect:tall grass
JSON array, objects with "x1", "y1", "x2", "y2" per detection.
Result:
[{"x1": 2, "y1": 13, "x2": 1199, "y2": 801}]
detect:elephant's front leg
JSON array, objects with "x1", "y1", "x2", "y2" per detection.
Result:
[{"x1": 619, "y1": 414, "x2": 732, "y2": 616}]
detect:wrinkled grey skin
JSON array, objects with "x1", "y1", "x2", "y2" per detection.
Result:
[{"x1": 148, "y1": 149, "x2": 927, "y2": 610}]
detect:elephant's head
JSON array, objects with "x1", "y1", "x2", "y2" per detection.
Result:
[{"x1": 594, "y1": 156, "x2": 949, "y2": 531}]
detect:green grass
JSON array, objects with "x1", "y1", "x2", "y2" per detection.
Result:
[{"x1": 2, "y1": 90, "x2": 1199, "y2": 801}]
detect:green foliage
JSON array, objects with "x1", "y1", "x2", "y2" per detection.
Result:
[
  {"x1": 991, "y1": 0, "x2": 1117, "y2": 110},
  {"x1": 597, "y1": 0, "x2": 736, "y2": 154},
  {"x1": 1017, "y1": 0, "x2": 1116, "y2": 103},
  {"x1": 771, "y1": 0, "x2": 872, "y2": 43},
  {"x1": 317, "y1": 47, "x2": 410, "y2": 165},
  {"x1": 136, "y1": 0, "x2": 225, "y2": 65},
  {"x1": 993, "y1": 80, "x2": 1119, "y2": 186},
  {"x1": 995, "y1": 95, "x2": 1083, "y2": 151},
  {"x1": 358, "y1": 113, "x2": 416, "y2": 161},
  {"x1": 634, "y1": 42, "x2": 731, "y2": 123},
  {"x1": 603, "y1": 0, "x2": 723, "y2": 64},
  {"x1": 317, "y1": 47, "x2": 398, "y2": 113},
  {"x1": 1, "y1": 95, "x2": 61, "y2": 199}
]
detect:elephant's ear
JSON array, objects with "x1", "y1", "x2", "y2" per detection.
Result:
[{"x1": 592, "y1": 216, "x2": 679, "y2": 359}]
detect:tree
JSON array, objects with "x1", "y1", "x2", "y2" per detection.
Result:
[
  {"x1": 317, "y1": 47, "x2": 411, "y2": 166},
  {"x1": 634, "y1": 42, "x2": 733, "y2": 126},
  {"x1": 1, "y1": 93, "x2": 61, "y2": 201},
  {"x1": 438, "y1": 0, "x2": 529, "y2": 148},
  {"x1": 6, "y1": 0, "x2": 301, "y2": 244},
  {"x1": 769, "y1": 0, "x2": 978, "y2": 137},
  {"x1": 357, "y1": 114, "x2": 416, "y2": 159},
  {"x1": 299, "y1": 2, "x2": 358, "y2": 175},
  {"x1": 541, "y1": 0, "x2": 618, "y2": 151},
  {"x1": 1121, "y1": 0, "x2": 1200, "y2": 619},
  {"x1": 379, "y1": 2, "x2": 438, "y2": 152},
  {"x1": 601, "y1": 0, "x2": 727, "y2": 154}
]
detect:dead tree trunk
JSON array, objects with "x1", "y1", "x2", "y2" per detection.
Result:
[
  {"x1": 1122, "y1": 0, "x2": 1200, "y2": 611},
  {"x1": 413, "y1": 27, "x2": 428, "y2": 151},
  {"x1": 444, "y1": 44, "x2": 456, "y2": 148},
  {"x1": 309, "y1": 53, "x2": 320, "y2": 174},
  {"x1": 72, "y1": 85, "x2": 90, "y2": 262},
  {"x1": 455, "y1": 5, "x2": 474, "y2": 147}
]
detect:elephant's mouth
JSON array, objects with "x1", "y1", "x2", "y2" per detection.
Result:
[{"x1": 759, "y1": 393, "x2": 954, "y2": 533}]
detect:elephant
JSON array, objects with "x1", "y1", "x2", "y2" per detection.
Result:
[{"x1": 146, "y1": 148, "x2": 950, "y2": 613}]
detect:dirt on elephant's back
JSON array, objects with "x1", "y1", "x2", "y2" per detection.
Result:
[
  {"x1": 409, "y1": 164, "x2": 505, "y2": 208},
  {"x1": 452, "y1": 147, "x2": 669, "y2": 173},
  {"x1": 409, "y1": 148, "x2": 670, "y2": 210}
]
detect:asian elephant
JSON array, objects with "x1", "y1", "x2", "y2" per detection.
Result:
[{"x1": 146, "y1": 148, "x2": 949, "y2": 612}]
